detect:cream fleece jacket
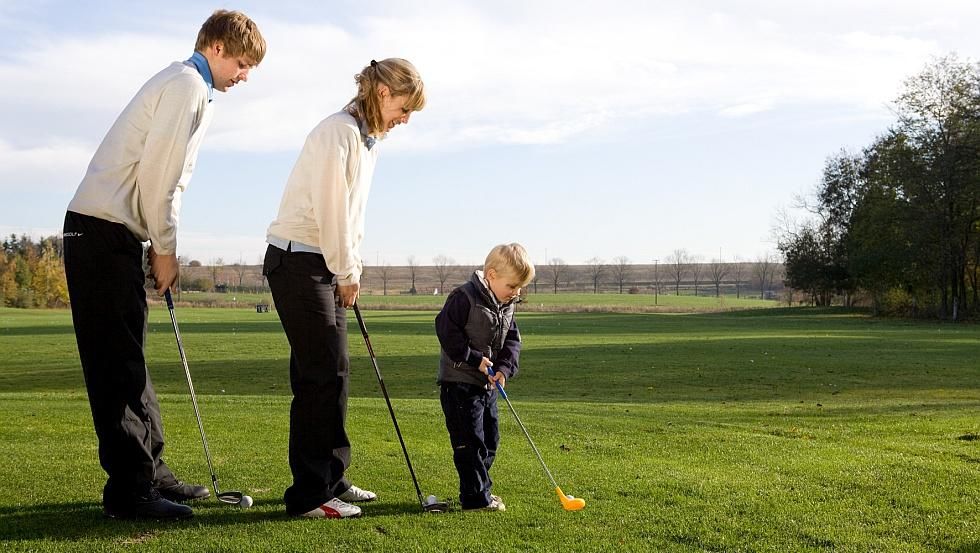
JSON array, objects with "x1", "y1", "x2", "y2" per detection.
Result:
[
  {"x1": 266, "y1": 111, "x2": 379, "y2": 285},
  {"x1": 68, "y1": 61, "x2": 213, "y2": 255}
]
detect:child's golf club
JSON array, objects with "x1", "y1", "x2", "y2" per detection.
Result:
[
  {"x1": 352, "y1": 303, "x2": 448, "y2": 513},
  {"x1": 487, "y1": 366, "x2": 585, "y2": 511},
  {"x1": 164, "y1": 289, "x2": 252, "y2": 508}
]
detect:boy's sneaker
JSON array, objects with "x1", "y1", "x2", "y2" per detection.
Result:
[
  {"x1": 337, "y1": 485, "x2": 377, "y2": 503},
  {"x1": 463, "y1": 495, "x2": 506, "y2": 512},
  {"x1": 299, "y1": 498, "x2": 362, "y2": 519}
]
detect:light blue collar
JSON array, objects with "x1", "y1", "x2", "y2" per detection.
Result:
[
  {"x1": 358, "y1": 118, "x2": 377, "y2": 151},
  {"x1": 186, "y1": 51, "x2": 214, "y2": 103}
]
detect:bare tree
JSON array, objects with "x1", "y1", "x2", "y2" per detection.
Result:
[
  {"x1": 731, "y1": 256, "x2": 745, "y2": 299},
  {"x1": 407, "y1": 255, "x2": 419, "y2": 294},
  {"x1": 652, "y1": 259, "x2": 662, "y2": 301},
  {"x1": 689, "y1": 255, "x2": 704, "y2": 296},
  {"x1": 708, "y1": 258, "x2": 730, "y2": 297},
  {"x1": 754, "y1": 252, "x2": 777, "y2": 299},
  {"x1": 667, "y1": 249, "x2": 688, "y2": 295},
  {"x1": 232, "y1": 255, "x2": 248, "y2": 289},
  {"x1": 433, "y1": 255, "x2": 457, "y2": 293},
  {"x1": 545, "y1": 258, "x2": 567, "y2": 293},
  {"x1": 585, "y1": 257, "x2": 605, "y2": 293},
  {"x1": 611, "y1": 256, "x2": 631, "y2": 293},
  {"x1": 209, "y1": 257, "x2": 224, "y2": 291},
  {"x1": 378, "y1": 263, "x2": 392, "y2": 296}
]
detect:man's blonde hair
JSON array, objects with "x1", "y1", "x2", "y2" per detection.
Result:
[
  {"x1": 195, "y1": 10, "x2": 267, "y2": 64},
  {"x1": 485, "y1": 243, "x2": 535, "y2": 287}
]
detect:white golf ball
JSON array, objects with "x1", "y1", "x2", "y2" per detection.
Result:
[
  {"x1": 425, "y1": 494, "x2": 437, "y2": 505},
  {"x1": 239, "y1": 495, "x2": 254, "y2": 508}
]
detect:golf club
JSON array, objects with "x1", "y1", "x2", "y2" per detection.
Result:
[
  {"x1": 164, "y1": 290, "x2": 252, "y2": 508},
  {"x1": 487, "y1": 366, "x2": 586, "y2": 511},
  {"x1": 352, "y1": 303, "x2": 448, "y2": 513}
]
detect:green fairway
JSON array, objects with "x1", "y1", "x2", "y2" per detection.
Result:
[{"x1": 0, "y1": 306, "x2": 978, "y2": 552}]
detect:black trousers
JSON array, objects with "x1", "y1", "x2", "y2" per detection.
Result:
[
  {"x1": 263, "y1": 244, "x2": 352, "y2": 515},
  {"x1": 62, "y1": 211, "x2": 178, "y2": 501},
  {"x1": 440, "y1": 382, "x2": 500, "y2": 509}
]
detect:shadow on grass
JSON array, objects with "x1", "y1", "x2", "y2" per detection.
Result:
[{"x1": 0, "y1": 497, "x2": 432, "y2": 543}]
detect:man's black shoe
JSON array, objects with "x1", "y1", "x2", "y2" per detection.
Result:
[
  {"x1": 104, "y1": 488, "x2": 193, "y2": 520},
  {"x1": 157, "y1": 481, "x2": 211, "y2": 503}
]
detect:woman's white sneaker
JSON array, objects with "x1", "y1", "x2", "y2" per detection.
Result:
[
  {"x1": 300, "y1": 498, "x2": 362, "y2": 519},
  {"x1": 338, "y1": 485, "x2": 377, "y2": 503}
]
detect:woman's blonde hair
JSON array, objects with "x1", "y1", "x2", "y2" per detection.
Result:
[
  {"x1": 195, "y1": 10, "x2": 267, "y2": 64},
  {"x1": 485, "y1": 243, "x2": 536, "y2": 287},
  {"x1": 348, "y1": 58, "x2": 426, "y2": 136}
]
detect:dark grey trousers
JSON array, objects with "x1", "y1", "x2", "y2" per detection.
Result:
[
  {"x1": 62, "y1": 211, "x2": 178, "y2": 501},
  {"x1": 263, "y1": 244, "x2": 352, "y2": 515}
]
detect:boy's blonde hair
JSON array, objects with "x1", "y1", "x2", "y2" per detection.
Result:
[
  {"x1": 349, "y1": 58, "x2": 426, "y2": 136},
  {"x1": 195, "y1": 10, "x2": 267, "y2": 64},
  {"x1": 485, "y1": 243, "x2": 535, "y2": 287}
]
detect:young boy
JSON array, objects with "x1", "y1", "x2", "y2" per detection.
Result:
[
  {"x1": 435, "y1": 243, "x2": 535, "y2": 511},
  {"x1": 62, "y1": 11, "x2": 265, "y2": 521}
]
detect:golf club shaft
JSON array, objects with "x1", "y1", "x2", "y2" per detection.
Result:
[
  {"x1": 165, "y1": 290, "x2": 221, "y2": 494},
  {"x1": 488, "y1": 367, "x2": 560, "y2": 490},
  {"x1": 352, "y1": 304, "x2": 426, "y2": 508}
]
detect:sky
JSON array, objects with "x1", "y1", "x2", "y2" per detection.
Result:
[{"x1": 1, "y1": 0, "x2": 978, "y2": 266}]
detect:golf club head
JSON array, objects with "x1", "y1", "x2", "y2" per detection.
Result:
[
  {"x1": 217, "y1": 491, "x2": 244, "y2": 505},
  {"x1": 556, "y1": 487, "x2": 586, "y2": 511},
  {"x1": 422, "y1": 499, "x2": 450, "y2": 513}
]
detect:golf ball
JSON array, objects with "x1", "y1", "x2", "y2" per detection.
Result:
[
  {"x1": 425, "y1": 494, "x2": 437, "y2": 505},
  {"x1": 239, "y1": 495, "x2": 254, "y2": 508}
]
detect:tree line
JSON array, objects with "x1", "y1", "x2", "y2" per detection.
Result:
[
  {"x1": 778, "y1": 55, "x2": 980, "y2": 320},
  {"x1": 1, "y1": 239, "x2": 786, "y2": 308},
  {"x1": 0, "y1": 234, "x2": 68, "y2": 308},
  {"x1": 369, "y1": 252, "x2": 783, "y2": 299}
]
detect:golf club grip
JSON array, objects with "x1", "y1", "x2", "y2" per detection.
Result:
[
  {"x1": 352, "y1": 304, "x2": 378, "y2": 356},
  {"x1": 352, "y1": 303, "x2": 368, "y2": 336},
  {"x1": 487, "y1": 366, "x2": 508, "y2": 399},
  {"x1": 165, "y1": 289, "x2": 174, "y2": 309}
]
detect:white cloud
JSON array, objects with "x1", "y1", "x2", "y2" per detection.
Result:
[
  {"x1": 0, "y1": 139, "x2": 91, "y2": 193},
  {"x1": 0, "y1": 1, "x2": 976, "y2": 166}
]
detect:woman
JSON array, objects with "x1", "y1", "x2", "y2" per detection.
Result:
[{"x1": 263, "y1": 58, "x2": 425, "y2": 519}]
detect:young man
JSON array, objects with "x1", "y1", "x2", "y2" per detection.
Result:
[
  {"x1": 62, "y1": 10, "x2": 266, "y2": 521},
  {"x1": 435, "y1": 243, "x2": 535, "y2": 512}
]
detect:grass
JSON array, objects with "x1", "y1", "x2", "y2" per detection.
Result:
[{"x1": 0, "y1": 306, "x2": 978, "y2": 552}]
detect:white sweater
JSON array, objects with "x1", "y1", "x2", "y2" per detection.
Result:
[
  {"x1": 68, "y1": 61, "x2": 213, "y2": 255},
  {"x1": 267, "y1": 111, "x2": 379, "y2": 285}
]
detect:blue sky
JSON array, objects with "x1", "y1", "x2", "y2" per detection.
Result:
[{"x1": 1, "y1": 0, "x2": 978, "y2": 266}]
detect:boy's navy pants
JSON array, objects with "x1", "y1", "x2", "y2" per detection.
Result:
[{"x1": 440, "y1": 381, "x2": 500, "y2": 509}]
